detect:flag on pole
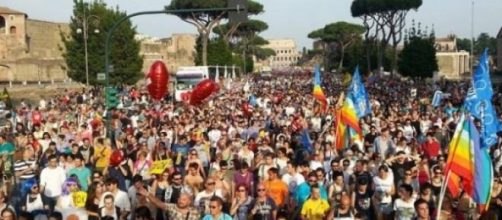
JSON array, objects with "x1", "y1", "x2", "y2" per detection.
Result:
[
  {"x1": 334, "y1": 109, "x2": 347, "y2": 150},
  {"x1": 472, "y1": 49, "x2": 493, "y2": 100},
  {"x1": 340, "y1": 97, "x2": 362, "y2": 134},
  {"x1": 348, "y1": 66, "x2": 372, "y2": 118},
  {"x1": 465, "y1": 88, "x2": 501, "y2": 149},
  {"x1": 444, "y1": 114, "x2": 474, "y2": 198},
  {"x1": 312, "y1": 65, "x2": 328, "y2": 112},
  {"x1": 431, "y1": 90, "x2": 443, "y2": 107},
  {"x1": 473, "y1": 140, "x2": 494, "y2": 211}
]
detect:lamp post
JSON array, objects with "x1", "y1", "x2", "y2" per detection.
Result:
[{"x1": 76, "y1": 4, "x2": 100, "y2": 87}]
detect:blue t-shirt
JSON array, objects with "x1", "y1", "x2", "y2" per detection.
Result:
[
  {"x1": 0, "y1": 142, "x2": 15, "y2": 155},
  {"x1": 202, "y1": 213, "x2": 233, "y2": 220}
]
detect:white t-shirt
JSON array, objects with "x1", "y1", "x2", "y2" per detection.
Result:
[
  {"x1": 281, "y1": 172, "x2": 305, "y2": 192},
  {"x1": 40, "y1": 166, "x2": 67, "y2": 197},
  {"x1": 373, "y1": 176, "x2": 394, "y2": 204},
  {"x1": 194, "y1": 189, "x2": 224, "y2": 214},
  {"x1": 393, "y1": 198, "x2": 416, "y2": 220}
]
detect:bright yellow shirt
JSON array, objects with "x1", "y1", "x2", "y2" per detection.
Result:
[
  {"x1": 301, "y1": 198, "x2": 330, "y2": 220},
  {"x1": 94, "y1": 145, "x2": 111, "y2": 168}
]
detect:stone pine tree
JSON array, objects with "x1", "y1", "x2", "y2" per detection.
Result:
[
  {"x1": 308, "y1": 22, "x2": 365, "y2": 72},
  {"x1": 351, "y1": 0, "x2": 422, "y2": 74},
  {"x1": 398, "y1": 23, "x2": 438, "y2": 78},
  {"x1": 62, "y1": 0, "x2": 142, "y2": 85}
]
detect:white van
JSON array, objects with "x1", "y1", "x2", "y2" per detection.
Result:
[{"x1": 174, "y1": 66, "x2": 240, "y2": 101}]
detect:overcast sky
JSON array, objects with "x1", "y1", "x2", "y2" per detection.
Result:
[{"x1": 3, "y1": 0, "x2": 502, "y2": 49}]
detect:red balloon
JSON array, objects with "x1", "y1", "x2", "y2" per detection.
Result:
[
  {"x1": 147, "y1": 61, "x2": 169, "y2": 100},
  {"x1": 292, "y1": 116, "x2": 303, "y2": 132},
  {"x1": 190, "y1": 79, "x2": 218, "y2": 105},
  {"x1": 109, "y1": 150, "x2": 124, "y2": 166},
  {"x1": 273, "y1": 94, "x2": 283, "y2": 104},
  {"x1": 181, "y1": 91, "x2": 191, "y2": 102},
  {"x1": 32, "y1": 111, "x2": 42, "y2": 125}
]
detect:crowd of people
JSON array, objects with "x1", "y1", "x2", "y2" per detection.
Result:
[{"x1": 0, "y1": 71, "x2": 501, "y2": 220}]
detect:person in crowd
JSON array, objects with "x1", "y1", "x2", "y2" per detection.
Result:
[
  {"x1": 301, "y1": 184, "x2": 330, "y2": 220},
  {"x1": 140, "y1": 186, "x2": 201, "y2": 220},
  {"x1": 68, "y1": 154, "x2": 91, "y2": 191},
  {"x1": 20, "y1": 181, "x2": 49, "y2": 217},
  {"x1": 86, "y1": 181, "x2": 105, "y2": 220},
  {"x1": 295, "y1": 171, "x2": 328, "y2": 207},
  {"x1": 263, "y1": 167, "x2": 288, "y2": 208},
  {"x1": 202, "y1": 196, "x2": 232, "y2": 220},
  {"x1": 39, "y1": 154, "x2": 66, "y2": 211},
  {"x1": 100, "y1": 177, "x2": 131, "y2": 218},
  {"x1": 99, "y1": 194, "x2": 122, "y2": 220},
  {"x1": 250, "y1": 183, "x2": 277, "y2": 220},
  {"x1": 393, "y1": 184, "x2": 416, "y2": 220},
  {"x1": 413, "y1": 198, "x2": 431, "y2": 220},
  {"x1": 164, "y1": 171, "x2": 193, "y2": 204},
  {"x1": 229, "y1": 184, "x2": 253, "y2": 220}
]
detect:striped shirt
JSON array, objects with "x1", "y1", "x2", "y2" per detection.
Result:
[{"x1": 14, "y1": 159, "x2": 37, "y2": 180}]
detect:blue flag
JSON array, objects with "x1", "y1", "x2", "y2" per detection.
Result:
[
  {"x1": 348, "y1": 66, "x2": 372, "y2": 118},
  {"x1": 465, "y1": 87, "x2": 501, "y2": 149},
  {"x1": 249, "y1": 95, "x2": 257, "y2": 107},
  {"x1": 432, "y1": 90, "x2": 443, "y2": 107},
  {"x1": 314, "y1": 65, "x2": 321, "y2": 85},
  {"x1": 300, "y1": 129, "x2": 313, "y2": 154},
  {"x1": 472, "y1": 49, "x2": 493, "y2": 100}
]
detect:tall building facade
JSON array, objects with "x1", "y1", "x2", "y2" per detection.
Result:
[{"x1": 435, "y1": 37, "x2": 470, "y2": 79}]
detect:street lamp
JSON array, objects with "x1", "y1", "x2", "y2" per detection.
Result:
[{"x1": 76, "y1": 6, "x2": 100, "y2": 87}]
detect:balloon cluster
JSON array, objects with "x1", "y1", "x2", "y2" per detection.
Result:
[{"x1": 146, "y1": 61, "x2": 169, "y2": 101}]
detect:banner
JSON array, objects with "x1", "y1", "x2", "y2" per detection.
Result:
[
  {"x1": 149, "y1": 159, "x2": 173, "y2": 175},
  {"x1": 71, "y1": 191, "x2": 88, "y2": 208}
]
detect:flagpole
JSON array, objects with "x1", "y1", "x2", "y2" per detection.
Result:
[
  {"x1": 436, "y1": 113, "x2": 466, "y2": 219},
  {"x1": 436, "y1": 170, "x2": 452, "y2": 220}
]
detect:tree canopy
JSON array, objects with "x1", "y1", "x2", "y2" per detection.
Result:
[
  {"x1": 351, "y1": 0, "x2": 423, "y2": 74},
  {"x1": 398, "y1": 25, "x2": 437, "y2": 78},
  {"x1": 62, "y1": 0, "x2": 142, "y2": 85},
  {"x1": 308, "y1": 22, "x2": 365, "y2": 72}
]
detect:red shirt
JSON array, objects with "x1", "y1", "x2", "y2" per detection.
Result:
[{"x1": 421, "y1": 140, "x2": 440, "y2": 159}]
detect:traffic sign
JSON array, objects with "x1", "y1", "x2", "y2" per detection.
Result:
[{"x1": 97, "y1": 73, "x2": 106, "y2": 81}]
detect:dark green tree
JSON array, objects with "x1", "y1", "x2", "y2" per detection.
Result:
[
  {"x1": 398, "y1": 25, "x2": 437, "y2": 78},
  {"x1": 351, "y1": 0, "x2": 423, "y2": 74},
  {"x1": 475, "y1": 33, "x2": 497, "y2": 56},
  {"x1": 456, "y1": 37, "x2": 471, "y2": 52},
  {"x1": 167, "y1": 0, "x2": 262, "y2": 66},
  {"x1": 62, "y1": 0, "x2": 142, "y2": 85},
  {"x1": 308, "y1": 22, "x2": 365, "y2": 72}
]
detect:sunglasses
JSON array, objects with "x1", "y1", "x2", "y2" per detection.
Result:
[
  {"x1": 206, "y1": 182, "x2": 215, "y2": 185},
  {"x1": 405, "y1": 173, "x2": 412, "y2": 176},
  {"x1": 257, "y1": 188, "x2": 266, "y2": 192},
  {"x1": 173, "y1": 177, "x2": 182, "y2": 181}
]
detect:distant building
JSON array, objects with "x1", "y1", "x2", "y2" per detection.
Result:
[
  {"x1": 0, "y1": 7, "x2": 70, "y2": 82},
  {"x1": 260, "y1": 38, "x2": 301, "y2": 69},
  {"x1": 137, "y1": 33, "x2": 196, "y2": 75},
  {"x1": 435, "y1": 36, "x2": 470, "y2": 79},
  {"x1": 0, "y1": 6, "x2": 197, "y2": 83},
  {"x1": 497, "y1": 27, "x2": 502, "y2": 71}
]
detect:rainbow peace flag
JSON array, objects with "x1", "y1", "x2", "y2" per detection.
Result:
[
  {"x1": 334, "y1": 97, "x2": 362, "y2": 149},
  {"x1": 445, "y1": 114, "x2": 493, "y2": 210},
  {"x1": 445, "y1": 114, "x2": 474, "y2": 198},
  {"x1": 313, "y1": 66, "x2": 327, "y2": 111}
]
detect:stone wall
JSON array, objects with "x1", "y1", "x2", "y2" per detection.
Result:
[{"x1": 0, "y1": 19, "x2": 70, "y2": 82}]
